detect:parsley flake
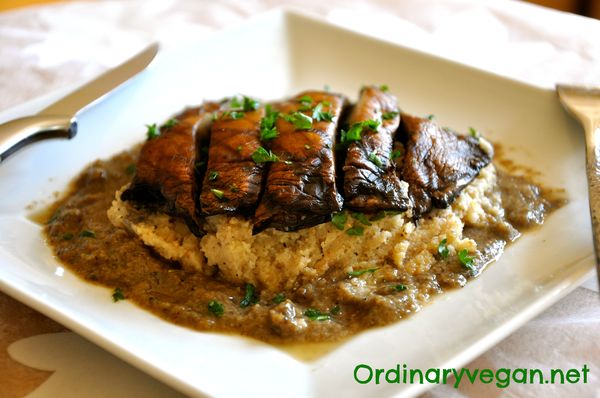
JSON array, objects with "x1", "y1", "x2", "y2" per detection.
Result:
[
  {"x1": 210, "y1": 188, "x2": 226, "y2": 201},
  {"x1": 146, "y1": 123, "x2": 159, "y2": 140},
  {"x1": 283, "y1": 112, "x2": 313, "y2": 130},
  {"x1": 382, "y1": 111, "x2": 399, "y2": 120},
  {"x1": 62, "y1": 232, "x2": 74, "y2": 241},
  {"x1": 260, "y1": 105, "x2": 279, "y2": 141},
  {"x1": 208, "y1": 170, "x2": 219, "y2": 181},
  {"x1": 251, "y1": 147, "x2": 279, "y2": 163},
  {"x1": 331, "y1": 212, "x2": 347, "y2": 230},
  {"x1": 229, "y1": 96, "x2": 242, "y2": 109},
  {"x1": 304, "y1": 308, "x2": 330, "y2": 321},
  {"x1": 240, "y1": 283, "x2": 258, "y2": 308},
  {"x1": 458, "y1": 249, "x2": 475, "y2": 271},
  {"x1": 112, "y1": 287, "x2": 125, "y2": 302},
  {"x1": 236, "y1": 145, "x2": 243, "y2": 152},
  {"x1": 312, "y1": 103, "x2": 334, "y2": 122},
  {"x1": 469, "y1": 127, "x2": 480, "y2": 139},
  {"x1": 438, "y1": 238, "x2": 449, "y2": 259},
  {"x1": 272, "y1": 293, "x2": 286, "y2": 304},
  {"x1": 346, "y1": 226, "x2": 364, "y2": 236},
  {"x1": 229, "y1": 111, "x2": 245, "y2": 120},
  {"x1": 390, "y1": 149, "x2": 403, "y2": 160},
  {"x1": 330, "y1": 305, "x2": 341, "y2": 315},
  {"x1": 368, "y1": 152, "x2": 384, "y2": 168},
  {"x1": 297, "y1": 95, "x2": 313, "y2": 106},
  {"x1": 243, "y1": 96, "x2": 260, "y2": 111},
  {"x1": 394, "y1": 284, "x2": 408, "y2": 292},
  {"x1": 340, "y1": 119, "x2": 381, "y2": 144},
  {"x1": 161, "y1": 118, "x2": 179, "y2": 129},
  {"x1": 79, "y1": 230, "x2": 96, "y2": 238},
  {"x1": 362, "y1": 119, "x2": 381, "y2": 130},
  {"x1": 348, "y1": 267, "x2": 378, "y2": 277},
  {"x1": 380, "y1": 84, "x2": 390, "y2": 92},
  {"x1": 207, "y1": 300, "x2": 224, "y2": 317},
  {"x1": 351, "y1": 212, "x2": 372, "y2": 226},
  {"x1": 427, "y1": 114, "x2": 435, "y2": 120}
]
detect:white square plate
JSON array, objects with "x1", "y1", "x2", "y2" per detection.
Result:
[{"x1": 0, "y1": 9, "x2": 594, "y2": 398}]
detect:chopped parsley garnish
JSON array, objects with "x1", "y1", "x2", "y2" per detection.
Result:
[
  {"x1": 312, "y1": 103, "x2": 334, "y2": 122},
  {"x1": 112, "y1": 287, "x2": 125, "y2": 302},
  {"x1": 229, "y1": 95, "x2": 259, "y2": 111},
  {"x1": 304, "y1": 308, "x2": 330, "y2": 321},
  {"x1": 390, "y1": 149, "x2": 403, "y2": 160},
  {"x1": 340, "y1": 119, "x2": 381, "y2": 144},
  {"x1": 297, "y1": 95, "x2": 313, "y2": 106},
  {"x1": 146, "y1": 123, "x2": 159, "y2": 140},
  {"x1": 208, "y1": 170, "x2": 219, "y2": 181},
  {"x1": 210, "y1": 188, "x2": 226, "y2": 201},
  {"x1": 251, "y1": 147, "x2": 279, "y2": 163},
  {"x1": 62, "y1": 232, "x2": 74, "y2": 241},
  {"x1": 207, "y1": 300, "x2": 224, "y2": 317},
  {"x1": 380, "y1": 84, "x2": 390, "y2": 92},
  {"x1": 382, "y1": 111, "x2": 399, "y2": 120},
  {"x1": 346, "y1": 226, "x2": 364, "y2": 236},
  {"x1": 229, "y1": 96, "x2": 242, "y2": 109},
  {"x1": 394, "y1": 284, "x2": 408, "y2": 292},
  {"x1": 368, "y1": 152, "x2": 383, "y2": 168},
  {"x1": 438, "y1": 238, "x2": 449, "y2": 259},
  {"x1": 283, "y1": 112, "x2": 313, "y2": 130},
  {"x1": 469, "y1": 127, "x2": 480, "y2": 139},
  {"x1": 229, "y1": 184, "x2": 240, "y2": 193},
  {"x1": 260, "y1": 105, "x2": 279, "y2": 141},
  {"x1": 458, "y1": 249, "x2": 475, "y2": 271},
  {"x1": 362, "y1": 119, "x2": 381, "y2": 130},
  {"x1": 212, "y1": 112, "x2": 218, "y2": 121},
  {"x1": 427, "y1": 114, "x2": 435, "y2": 120},
  {"x1": 340, "y1": 125, "x2": 361, "y2": 143},
  {"x1": 348, "y1": 267, "x2": 378, "y2": 277},
  {"x1": 161, "y1": 118, "x2": 179, "y2": 129},
  {"x1": 243, "y1": 96, "x2": 260, "y2": 111},
  {"x1": 331, "y1": 212, "x2": 347, "y2": 230},
  {"x1": 272, "y1": 293, "x2": 286, "y2": 304},
  {"x1": 330, "y1": 305, "x2": 341, "y2": 315},
  {"x1": 125, "y1": 164, "x2": 136, "y2": 175},
  {"x1": 236, "y1": 145, "x2": 243, "y2": 152},
  {"x1": 240, "y1": 283, "x2": 258, "y2": 308},
  {"x1": 351, "y1": 212, "x2": 372, "y2": 226},
  {"x1": 79, "y1": 230, "x2": 96, "y2": 238},
  {"x1": 229, "y1": 111, "x2": 245, "y2": 120}
]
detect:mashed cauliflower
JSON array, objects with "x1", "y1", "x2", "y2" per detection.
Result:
[{"x1": 108, "y1": 164, "x2": 501, "y2": 292}]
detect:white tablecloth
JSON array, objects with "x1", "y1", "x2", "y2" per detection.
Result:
[{"x1": 0, "y1": 0, "x2": 599, "y2": 396}]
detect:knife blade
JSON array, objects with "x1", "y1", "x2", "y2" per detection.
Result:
[{"x1": 0, "y1": 42, "x2": 159, "y2": 163}]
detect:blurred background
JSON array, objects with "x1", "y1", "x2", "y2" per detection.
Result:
[{"x1": 2, "y1": 0, "x2": 598, "y2": 17}]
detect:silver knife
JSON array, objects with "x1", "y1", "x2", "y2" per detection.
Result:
[{"x1": 0, "y1": 43, "x2": 159, "y2": 163}]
